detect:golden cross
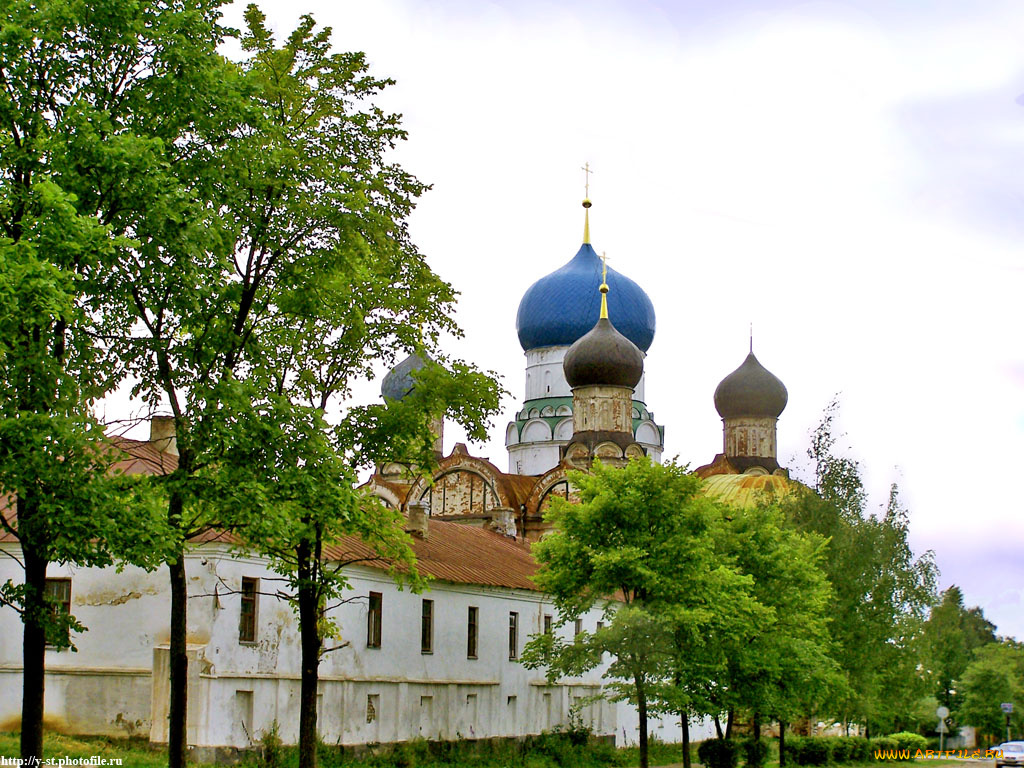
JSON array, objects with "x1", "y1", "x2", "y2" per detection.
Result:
[
  {"x1": 601, "y1": 251, "x2": 608, "y2": 284},
  {"x1": 581, "y1": 162, "x2": 593, "y2": 198}
]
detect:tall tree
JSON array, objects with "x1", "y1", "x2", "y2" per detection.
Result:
[
  {"x1": 786, "y1": 400, "x2": 938, "y2": 735},
  {"x1": 0, "y1": 0, "x2": 228, "y2": 762},
  {"x1": 708, "y1": 502, "x2": 837, "y2": 741},
  {"x1": 959, "y1": 641, "x2": 1024, "y2": 743},
  {"x1": 523, "y1": 458, "x2": 750, "y2": 768},
  {"x1": 112, "y1": 7, "x2": 499, "y2": 766},
  {"x1": 923, "y1": 586, "x2": 997, "y2": 713}
]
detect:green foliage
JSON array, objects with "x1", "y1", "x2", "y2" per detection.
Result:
[
  {"x1": 742, "y1": 738, "x2": 769, "y2": 768},
  {"x1": 958, "y1": 641, "x2": 1024, "y2": 741},
  {"x1": 707, "y1": 501, "x2": 837, "y2": 723},
  {"x1": 524, "y1": 457, "x2": 749, "y2": 767},
  {"x1": 922, "y1": 586, "x2": 997, "y2": 716},
  {"x1": 697, "y1": 738, "x2": 740, "y2": 768},
  {"x1": 783, "y1": 737, "x2": 830, "y2": 766},
  {"x1": 785, "y1": 399, "x2": 938, "y2": 734},
  {"x1": 888, "y1": 732, "x2": 927, "y2": 754},
  {"x1": 869, "y1": 737, "x2": 898, "y2": 757},
  {"x1": 257, "y1": 722, "x2": 285, "y2": 768}
]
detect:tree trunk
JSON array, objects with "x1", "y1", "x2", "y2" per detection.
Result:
[
  {"x1": 681, "y1": 712, "x2": 691, "y2": 768},
  {"x1": 715, "y1": 716, "x2": 724, "y2": 739},
  {"x1": 20, "y1": 497, "x2": 47, "y2": 766},
  {"x1": 168, "y1": 541, "x2": 189, "y2": 768},
  {"x1": 779, "y1": 721, "x2": 787, "y2": 768},
  {"x1": 637, "y1": 681, "x2": 649, "y2": 768},
  {"x1": 297, "y1": 539, "x2": 320, "y2": 768},
  {"x1": 726, "y1": 708, "x2": 734, "y2": 740},
  {"x1": 753, "y1": 712, "x2": 761, "y2": 741}
]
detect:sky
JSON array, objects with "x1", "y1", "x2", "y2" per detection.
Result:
[{"x1": 215, "y1": 0, "x2": 1024, "y2": 640}]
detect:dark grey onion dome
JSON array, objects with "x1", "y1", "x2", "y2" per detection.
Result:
[
  {"x1": 381, "y1": 354, "x2": 428, "y2": 401},
  {"x1": 714, "y1": 352, "x2": 788, "y2": 419},
  {"x1": 563, "y1": 317, "x2": 644, "y2": 389}
]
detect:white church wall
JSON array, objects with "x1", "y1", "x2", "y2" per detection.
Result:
[
  {"x1": 5, "y1": 541, "x2": 708, "y2": 749},
  {"x1": 507, "y1": 442, "x2": 563, "y2": 475}
]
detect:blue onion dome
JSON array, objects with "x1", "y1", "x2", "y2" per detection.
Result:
[
  {"x1": 714, "y1": 352, "x2": 788, "y2": 419},
  {"x1": 381, "y1": 354, "x2": 428, "y2": 401},
  {"x1": 563, "y1": 316, "x2": 644, "y2": 389},
  {"x1": 516, "y1": 243, "x2": 656, "y2": 352}
]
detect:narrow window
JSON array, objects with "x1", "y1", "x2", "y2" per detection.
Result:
[
  {"x1": 574, "y1": 618, "x2": 583, "y2": 636},
  {"x1": 44, "y1": 578, "x2": 72, "y2": 648},
  {"x1": 421, "y1": 599, "x2": 433, "y2": 654},
  {"x1": 367, "y1": 592, "x2": 382, "y2": 648},
  {"x1": 239, "y1": 577, "x2": 258, "y2": 644},
  {"x1": 543, "y1": 614, "x2": 553, "y2": 635},
  {"x1": 467, "y1": 606, "x2": 478, "y2": 659},
  {"x1": 596, "y1": 621, "x2": 604, "y2": 632},
  {"x1": 508, "y1": 611, "x2": 519, "y2": 660}
]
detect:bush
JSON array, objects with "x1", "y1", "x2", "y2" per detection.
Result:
[
  {"x1": 698, "y1": 738, "x2": 740, "y2": 768},
  {"x1": 784, "y1": 737, "x2": 830, "y2": 766},
  {"x1": 828, "y1": 737, "x2": 849, "y2": 763},
  {"x1": 889, "y1": 732, "x2": 927, "y2": 757},
  {"x1": 743, "y1": 738, "x2": 770, "y2": 768},
  {"x1": 870, "y1": 737, "x2": 899, "y2": 759},
  {"x1": 846, "y1": 737, "x2": 872, "y2": 763}
]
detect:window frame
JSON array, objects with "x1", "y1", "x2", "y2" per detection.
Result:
[
  {"x1": 367, "y1": 591, "x2": 383, "y2": 649},
  {"x1": 420, "y1": 598, "x2": 433, "y2": 654},
  {"x1": 508, "y1": 611, "x2": 519, "y2": 660},
  {"x1": 43, "y1": 578, "x2": 72, "y2": 649},
  {"x1": 238, "y1": 577, "x2": 258, "y2": 645},
  {"x1": 467, "y1": 605, "x2": 479, "y2": 659}
]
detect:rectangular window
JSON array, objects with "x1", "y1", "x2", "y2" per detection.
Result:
[
  {"x1": 596, "y1": 621, "x2": 604, "y2": 632},
  {"x1": 574, "y1": 618, "x2": 583, "y2": 636},
  {"x1": 508, "y1": 611, "x2": 519, "y2": 660},
  {"x1": 467, "y1": 606, "x2": 478, "y2": 659},
  {"x1": 367, "y1": 592, "x2": 382, "y2": 648},
  {"x1": 421, "y1": 599, "x2": 433, "y2": 654},
  {"x1": 543, "y1": 614, "x2": 553, "y2": 635},
  {"x1": 239, "y1": 577, "x2": 258, "y2": 644},
  {"x1": 44, "y1": 578, "x2": 71, "y2": 648}
]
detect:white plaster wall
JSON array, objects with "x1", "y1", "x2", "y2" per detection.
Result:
[
  {"x1": 523, "y1": 348, "x2": 646, "y2": 402},
  {"x1": 0, "y1": 542, "x2": 707, "y2": 749},
  {"x1": 507, "y1": 442, "x2": 563, "y2": 475}
]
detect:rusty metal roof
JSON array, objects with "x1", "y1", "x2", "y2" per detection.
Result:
[
  {"x1": 322, "y1": 517, "x2": 539, "y2": 591},
  {"x1": 701, "y1": 472, "x2": 796, "y2": 507}
]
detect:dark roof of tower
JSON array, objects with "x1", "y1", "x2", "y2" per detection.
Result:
[
  {"x1": 714, "y1": 352, "x2": 788, "y2": 419},
  {"x1": 563, "y1": 317, "x2": 644, "y2": 389}
]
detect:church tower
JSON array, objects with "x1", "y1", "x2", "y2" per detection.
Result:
[
  {"x1": 505, "y1": 192, "x2": 664, "y2": 475},
  {"x1": 712, "y1": 347, "x2": 788, "y2": 474},
  {"x1": 561, "y1": 256, "x2": 648, "y2": 468}
]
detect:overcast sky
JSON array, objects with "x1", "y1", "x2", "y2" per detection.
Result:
[{"x1": 218, "y1": 0, "x2": 1024, "y2": 641}]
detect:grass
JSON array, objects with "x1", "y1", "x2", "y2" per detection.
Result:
[
  {"x1": 0, "y1": 731, "x2": 171, "y2": 767},
  {"x1": 0, "y1": 733, "x2": 993, "y2": 768}
]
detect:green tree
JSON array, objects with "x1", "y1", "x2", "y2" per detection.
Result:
[
  {"x1": 523, "y1": 458, "x2": 750, "y2": 768},
  {"x1": 959, "y1": 642, "x2": 1024, "y2": 743},
  {"x1": 922, "y1": 586, "x2": 997, "y2": 714},
  {"x1": 708, "y1": 502, "x2": 837, "y2": 741},
  {"x1": 112, "y1": 7, "x2": 500, "y2": 766},
  {"x1": 0, "y1": 0, "x2": 227, "y2": 761},
  {"x1": 786, "y1": 400, "x2": 938, "y2": 735}
]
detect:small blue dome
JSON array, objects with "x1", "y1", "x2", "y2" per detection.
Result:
[
  {"x1": 381, "y1": 354, "x2": 427, "y2": 401},
  {"x1": 516, "y1": 243, "x2": 656, "y2": 352}
]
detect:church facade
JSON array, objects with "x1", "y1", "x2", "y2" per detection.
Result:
[{"x1": 0, "y1": 198, "x2": 794, "y2": 754}]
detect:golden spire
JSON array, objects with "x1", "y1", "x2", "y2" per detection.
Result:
[
  {"x1": 600, "y1": 251, "x2": 609, "y2": 319},
  {"x1": 581, "y1": 162, "x2": 593, "y2": 244}
]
